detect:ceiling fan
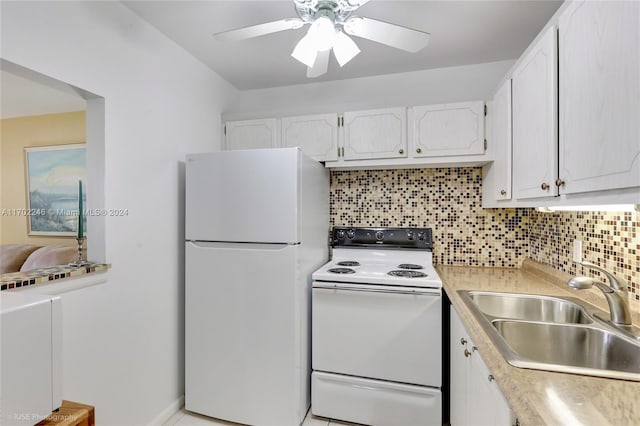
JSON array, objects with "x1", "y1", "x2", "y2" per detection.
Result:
[{"x1": 213, "y1": 0, "x2": 431, "y2": 78}]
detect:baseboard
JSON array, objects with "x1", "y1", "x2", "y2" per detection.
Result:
[{"x1": 147, "y1": 395, "x2": 184, "y2": 426}]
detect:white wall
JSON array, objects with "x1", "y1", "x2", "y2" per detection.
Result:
[
  {"x1": 1, "y1": 2, "x2": 237, "y2": 424},
  {"x1": 223, "y1": 60, "x2": 514, "y2": 120}
]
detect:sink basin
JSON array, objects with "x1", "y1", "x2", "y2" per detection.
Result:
[
  {"x1": 458, "y1": 290, "x2": 640, "y2": 381},
  {"x1": 492, "y1": 320, "x2": 640, "y2": 379},
  {"x1": 466, "y1": 291, "x2": 591, "y2": 324}
]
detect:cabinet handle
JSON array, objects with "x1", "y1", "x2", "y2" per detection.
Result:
[
  {"x1": 541, "y1": 182, "x2": 550, "y2": 191},
  {"x1": 488, "y1": 375, "x2": 495, "y2": 382},
  {"x1": 399, "y1": 149, "x2": 404, "y2": 155},
  {"x1": 555, "y1": 179, "x2": 565, "y2": 187},
  {"x1": 416, "y1": 148, "x2": 422, "y2": 154},
  {"x1": 500, "y1": 189, "x2": 506, "y2": 196},
  {"x1": 460, "y1": 338, "x2": 467, "y2": 345},
  {"x1": 464, "y1": 349, "x2": 472, "y2": 357},
  {"x1": 472, "y1": 346, "x2": 478, "y2": 352}
]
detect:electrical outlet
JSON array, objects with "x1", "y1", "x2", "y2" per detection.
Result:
[{"x1": 573, "y1": 239, "x2": 583, "y2": 263}]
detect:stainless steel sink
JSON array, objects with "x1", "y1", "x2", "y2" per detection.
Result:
[
  {"x1": 492, "y1": 320, "x2": 640, "y2": 379},
  {"x1": 466, "y1": 291, "x2": 591, "y2": 324},
  {"x1": 458, "y1": 290, "x2": 640, "y2": 381}
]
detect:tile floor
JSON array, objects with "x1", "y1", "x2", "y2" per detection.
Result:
[{"x1": 163, "y1": 408, "x2": 357, "y2": 426}]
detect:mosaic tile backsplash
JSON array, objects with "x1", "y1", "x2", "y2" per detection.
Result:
[
  {"x1": 329, "y1": 168, "x2": 639, "y2": 301},
  {"x1": 330, "y1": 168, "x2": 529, "y2": 268},
  {"x1": 529, "y1": 210, "x2": 639, "y2": 302}
]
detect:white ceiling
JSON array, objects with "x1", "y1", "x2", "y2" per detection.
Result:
[
  {"x1": 123, "y1": 0, "x2": 563, "y2": 90},
  {"x1": 1, "y1": 70, "x2": 86, "y2": 119}
]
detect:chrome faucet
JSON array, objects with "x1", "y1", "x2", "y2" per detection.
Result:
[{"x1": 568, "y1": 261, "x2": 632, "y2": 326}]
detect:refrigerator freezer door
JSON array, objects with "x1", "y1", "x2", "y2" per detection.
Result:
[
  {"x1": 186, "y1": 149, "x2": 300, "y2": 243},
  {"x1": 185, "y1": 241, "x2": 308, "y2": 426}
]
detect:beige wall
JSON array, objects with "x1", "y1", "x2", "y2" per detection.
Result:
[{"x1": 1, "y1": 111, "x2": 85, "y2": 246}]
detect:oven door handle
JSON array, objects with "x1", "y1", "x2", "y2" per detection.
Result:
[{"x1": 312, "y1": 283, "x2": 441, "y2": 296}]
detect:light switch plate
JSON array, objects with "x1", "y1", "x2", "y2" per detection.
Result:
[{"x1": 573, "y1": 239, "x2": 583, "y2": 263}]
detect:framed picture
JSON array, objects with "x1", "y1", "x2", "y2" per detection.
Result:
[{"x1": 24, "y1": 144, "x2": 86, "y2": 236}]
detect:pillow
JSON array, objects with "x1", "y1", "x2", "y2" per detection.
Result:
[
  {"x1": 20, "y1": 245, "x2": 77, "y2": 271},
  {"x1": 0, "y1": 244, "x2": 42, "y2": 274}
]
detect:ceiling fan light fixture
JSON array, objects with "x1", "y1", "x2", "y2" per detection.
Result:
[
  {"x1": 308, "y1": 15, "x2": 337, "y2": 51},
  {"x1": 332, "y1": 30, "x2": 360, "y2": 66},
  {"x1": 216, "y1": 0, "x2": 432, "y2": 78},
  {"x1": 291, "y1": 33, "x2": 318, "y2": 68}
]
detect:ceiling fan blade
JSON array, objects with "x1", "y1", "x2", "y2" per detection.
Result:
[
  {"x1": 346, "y1": 0, "x2": 371, "y2": 9},
  {"x1": 292, "y1": 33, "x2": 318, "y2": 68},
  {"x1": 333, "y1": 31, "x2": 360, "y2": 67},
  {"x1": 214, "y1": 18, "x2": 304, "y2": 42},
  {"x1": 343, "y1": 17, "x2": 430, "y2": 52},
  {"x1": 307, "y1": 49, "x2": 330, "y2": 78}
]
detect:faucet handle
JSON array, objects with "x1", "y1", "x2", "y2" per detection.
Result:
[{"x1": 580, "y1": 261, "x2": 626, "y2": 293}]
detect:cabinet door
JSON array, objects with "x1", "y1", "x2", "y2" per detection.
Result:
[
  {"x1": 450, "y1": 308, "x2": 515, "y2": 426},
  {"x1": 512, "y1": 26, "x2": 558, "y2": 200},
  {"x1": 413, "y1": 101, "x2": 485, "y2": 158},
  {"x1": 450, "y1": 309, "x2": 470, "y2": 426},
  {"x1": 468, "y1": 348, "x2": 515, "y2": 426},
  {"x1": 342, "y1": 107, "x2": 407, "y2": 160},
  {"x1": 224, "y1": 119, "x2": 279, "y2": 150},
  {"x1": 491, "y1": 80, "x2": 513, "y2": 201},
  {"x1": 559, "y1": 0, "x2": 640, "y2": 194},
  {"x1": 281, "y1": 113, "x2": 338, "y2": 162}
]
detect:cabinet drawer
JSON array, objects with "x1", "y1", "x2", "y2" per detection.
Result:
[{"x1": 312, "y1": 371, "x2": 441, "y2": 426}]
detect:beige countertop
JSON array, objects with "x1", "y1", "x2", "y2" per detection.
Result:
[{"x1": 437, "y1": 259, "x2": 640, "y2": 426}]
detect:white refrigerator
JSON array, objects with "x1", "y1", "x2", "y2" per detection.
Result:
[{"x1": 184, "y1": 148, "x2": 329, "y2": 426}]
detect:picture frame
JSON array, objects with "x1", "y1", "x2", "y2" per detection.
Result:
[{"x1": 24, "y1": 143, "x2": 86, "y2": 236}]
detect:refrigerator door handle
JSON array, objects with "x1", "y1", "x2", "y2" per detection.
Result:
[{"x1": 187, "y1": 241, "x2": 292, "y2": 250}]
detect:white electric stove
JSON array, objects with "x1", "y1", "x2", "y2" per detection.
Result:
[{"x1": 311, "y1": 227, "x2": 443, "y2": 426}]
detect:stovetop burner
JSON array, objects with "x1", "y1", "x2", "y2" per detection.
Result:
[
  {"x1": 387, "y1": 270, "x2": 428, "y2": 278},
  {"x1": 328, "y1": 267, "x2": 356, "y2": 274},
  {"x1": 398, "y1": 263, "x2": 424, "y2": 270},
  {"x1": 337, "y1": 261, "x2": 360, "y2": 267}
]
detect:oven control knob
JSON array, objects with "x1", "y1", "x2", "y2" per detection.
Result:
[
  {"x1": 375, "y1": 231, "x2": 384, "y2": 241},
  {"x1": 407, "y1": 231, "x2": 414, "y2": 240},
  {"x1": 418, "y1": 232, "x2": 425, "y2": 240},
  {"x1": 336, "y1": 230, "x2": 346, "y2": 240},
  {"x1": 347, "y1": 229, "x2": 355, "y2": 239}
]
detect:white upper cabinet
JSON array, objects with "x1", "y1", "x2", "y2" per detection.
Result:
[
  {"x1": 512, "y1": 25, "x2": 558, "y2": 200},
  {"x1": 224, "y1": 101, "x2": 492, "y2": 169},
  {"x1": 412, "y1": 101, "x2": 485, "y2": 158},
  {"x1": 281, "y1": 113, "x2": 339, "y2": 162},
  {"x1": 341, "y1": 107, "x2": 407, "y2": 161},
  {"x1": 225, "y1": 119, "x2": 279, "y2": 151},
  {"x1": 558, "y1": 0, "x2": 640, "y2": 195},
  {"x1": 491, "y1": 80, "x2": 513, "y2": 201}
]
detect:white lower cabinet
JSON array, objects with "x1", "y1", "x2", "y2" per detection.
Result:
[{"x1": 450, "y1": 307, "x2": 515, "y2": 426}]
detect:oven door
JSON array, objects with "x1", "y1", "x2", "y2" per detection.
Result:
[{"x1": 312, "y1": 282, "x2": 442, "y2": 387}]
